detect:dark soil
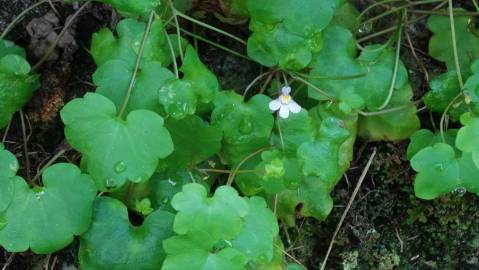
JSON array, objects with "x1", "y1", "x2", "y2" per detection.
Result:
[{"x1": 1, "y1": 1, "x2": 479, "y2": 269}]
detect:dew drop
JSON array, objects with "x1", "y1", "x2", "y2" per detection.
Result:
[
  {"x1": 114, "y1": 161, "x2": 127, "y2": 174},
  {"x1": 167, "y1": 179, "x2": 177, "y2": 186},
  {"x1": 35, "y1": 190, "x2": 45, "y2": 200},
  {"x1": 106, "y1": 178, "x2": 117, "y2": 188},
  {"x1": 9, "y1": 161, "x2": 18, "y2": 172},
  {"x1": 453, "y1": 187, "x2": 467, "y2": 197},
  {"x1": 434, "y1": 163, "x2": 444, "y2": 171},
  {"x1": 358, "y1": 22, "x2": 373, "y2": 34},
  {"x1": 133, "y1": 174, "x2": 148, "y2": 183},
  {"x1": 239, "y1": 118, "x2": 253, "y2": 134}
]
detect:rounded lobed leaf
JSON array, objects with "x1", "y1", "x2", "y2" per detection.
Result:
[
  {"x1": 171, "y1": 183, "x2": 249, "y2": 241},
  {"x1": 79, "y1": 197, "x2": 175, "y2": 270},
  {"x1": 0, "y1": 163, "x2": 97, "y2": 254},
  {"x1": 0, "y1": 40, "x2": 39, "y2": 128},
  {"x1": 60, "y1": 93, "x2": 174, "y2": 191}
]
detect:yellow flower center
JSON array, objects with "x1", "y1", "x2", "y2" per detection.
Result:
[{"x1": 280, "y1": 95, "x2": 291, "y2": 104}]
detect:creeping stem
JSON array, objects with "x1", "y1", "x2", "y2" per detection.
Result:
[{"x1": 118, "y1": 11, "x2": 156, "y2": 118}]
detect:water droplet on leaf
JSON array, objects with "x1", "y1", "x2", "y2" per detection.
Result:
[
  {"x1": 239, "y1": 117, "x2": 253, "y2": 134},
  {"x1": 453, "y1": 187, "x2": 467, "y2": 197},
  {"x1": 434, "y1": 163, "x2": 444, "y2": 171},
  {"x1": 114, "y1": 161, "x2": 127, "y2": 174},
  {"x1": 106, "y1": 178, "x2": 117, "y2": 188},
  {"x1": 9, "y1": 161, "x2": 18, "y2": 172},
  {"x1": 35, "y1": 190, "x2": 45, "y2": 200}
]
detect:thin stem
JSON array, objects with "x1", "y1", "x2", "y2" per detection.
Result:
[
  {"x1": 173, "y1": 24, "x2": 251, "y2": 61},
  {"x1": 357, "y1": 0, "x2": 447, "y2": 42},
  {"x1": 292, "y1": 70, "x2": 369, "y2": 80},
  {"x1": 320, "y1": 149, "x2": 377, "y2": 270},
  {"x1": 174, "y1": 9, "x2": 247, "y2": 45},
  {"x1": 359, "y1": 100, "x2": 420, "y2": 116},
  {"x1": 196, "y1": 168, "x2": 255, "y2": 174},
  {"x1": 281, "y1": 72, "x2": 289, "y2": 85},
  {"x1": 32, "y1": 148, "x2": 67, "y2": 183},
  {"x1": 276, "y1": 119, "x2": 285, "y2": 152},
  {"x1": 378, "y1": 18, "x2": 402, "y2": 110},
  {"x1": 118, "y1": 11, "x2": 155, "y2": 118},
  {"x1": 356, "y1": 0, "x2": 443, "y2": 30},
  {"x1": 164, "y1": 28, "x2": 180, "y2": 78},
  {"x1": 19, "y1": 110, "x2": 31, "y2": 182},
  {"x1": 170, "y1": 6, "x2": 184, "y2": 62},
  {"x1": 227, "y1": 147, "x2": 269, "y2": 186},
  {"x1": 358, "y1": 0, "x2": 402, "y2": 21},
  {"x1": 439, "y1": 93, "x2": 463, "y2": 142},
  {"x1": 290, "y1": 75, "x2": 335, "y2": 101},
  {"x1": 2, "y1": 120, "x2": 12, "y2": 144},
  {"x1": 32, "y1": 1, "x2": 91, "y2": 71},
  {"x1": 243, "y1": 71, "x2": 272, "y2": 97},
  {"x1": 404, "y1": 22, "x2": 429, "y2": 82},
  {"x1": 448, "y1": 0, "x2": 464, "y2": 90},
  {"x1": 473, "y1": 0, "x2": 479, "y2": 13},
  {"x1": 0, "y1": 0, "x2": 49, "y2": 40},
  {"x1": 408, "y1": 9, "x2": 479, "y2": 16},
  {"x1": 259, "y1": 72, "x2": 275, "y2": 94}
]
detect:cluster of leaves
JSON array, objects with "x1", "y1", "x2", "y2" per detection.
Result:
[
  {"x1": 12, "y1": 0, "x2": 479, "y2": 268},
  {"x1": 407, "y1": 13, "x2": 479, "y2": 200},
  {"x1": 0, "y1": 40, "x2": 39, "y2": 128}
]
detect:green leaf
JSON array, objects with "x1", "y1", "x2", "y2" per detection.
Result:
[
  {"x1": 0, "y1": 41, "x2": 39, "y2": 128},
  {"x1": 110, "y1": 170, "x2": 193, "y2": 213},
  {"x1": 309, "y1": 26, "x2": 409, "y2": 111},
  {"x1": 0, "y1": 145, "x2": 19, "y2": 213},
  {"x1": 299, "y1": 176, "x2": 334, "y2": 220},
  {"x1": 163, "y1": 183, "x2": 280, "y2": 269},
  {"x1": 66, "y1": 0, "x2": 159, "y2": 19},
  {"x1": 272, "y1": 110, "x2": 316, "y2": 157},
  {"x1": 162, "y1": 232, "x2": 248, "y2": 270},
  {"x1": 162, "y1": 115, "x2": 222, "y2": 169},
  {"x1": 297, "y1": 117, "x2": 349, "y2": 182},
  {"x1": 212, "y1": 92, "x2": 273, "y2": 165},
  {"x1": 423, "y1": 71, "x2": 463, "y2": 119},
  {"x1": 428, "y1": 12, "x2": 479, "y2": 75},
  {"x1": 456, "y1": 113, "x2": 479, "y2": 167},
  {"x1": 0, "y1": 39, "x2": 26, "y2": 58},
  {"x1": 91, "y1": 19, "x2": 177, "y2": 67},
  {"x1": 180, "y1": 46, "x2": 220, "y2": 104},
  {"x1": 61, "y1": 93, "x2": 174, "y2": 191},
  {"x1": 171, "y1": 183, "x2": 249, "y2": 242},
  {"x1": 358, "y1": 85, "x2": 420, "y2": 141},
  {"x1": 159, "y1": 46, "x2": 220, "y2": 119},
  {"x1": 94, "y1": 60, "x2": 174, "y2": 114},
  {"x1": 79, "y1": 197, "x2": 175, "y2": 270},
  {"x1": 245, "y1": 0, "x2": 339, "y2": 70},
  {"x1": 310, "y1": 103, "x2": 358, "y2": 172},
  {"x1": 247, "y1": 23, "x2": 315, "y2": 71},
  {"x1": 246, "y1": 0, "x2": 338, "y2": 36},
  {"x1": 407, "y1": 129, "x2": 458, "y2": 160},
  {"x1": 231, "y1": 197, "x2": 279, "y2": 264},
  {"x1": 410, "y1": 143, "x2": 479, "y2": 199},
  {"x1": 0, "y1": 163, "x2": 96, "y2": 254},
  {"x1": 464, "y1": 60, "x2": 479, "y2": 103},
  {"x1": 254, "y1": 150, "x2": 287, "y2": 194},
  {"x1": 330, "y1": 2, "x2": 360, "y2": 30}
]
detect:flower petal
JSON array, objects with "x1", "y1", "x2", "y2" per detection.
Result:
[
  {"x1": 269, "y1": 99, "x2": 281, "y2": 111},
  {"x1": 288, "y1": 101, "x2": 301, "y2": 113},
  {"x1": 279, "y1": 105, "x2": 290, "y2": 118},
  {"x1": 281, "y1": 86, "x2": 291, "y2": 95}
]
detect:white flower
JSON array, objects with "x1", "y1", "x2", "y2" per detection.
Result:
[{"x1": 269, "y1": 86, "x2": 301, "y2": 118}]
